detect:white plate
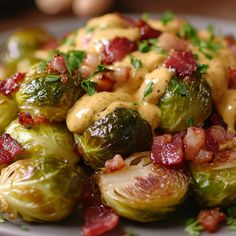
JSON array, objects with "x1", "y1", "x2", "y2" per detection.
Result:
[{"x1": 0, "y1": 14, "x2": 236, "y2": 236}]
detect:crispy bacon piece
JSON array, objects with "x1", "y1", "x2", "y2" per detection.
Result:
[
  {"x1": 164, "y1": 50, "x2": 197, "y2": 77},
  {"x1": 47, "y1": 54, "x2": 67, "y2": 74},
  {"x1": 101, "y1": 37, "x2": 137, "y2": 65},
  {"x1": 225, "y1": 35, "x2": 236, "y2": 56},
  {"x1": 0, "y1": 133, "x2": 24, "y2": 164},
  {"x1": 135, "y1": 19, "x2": 161, "y2": 40},
  {"x1": 228, "y1": 67, "x2": 236, "y2": 89},
  {"x1": 104, "y1": 154, "x2": 126, "y2": 174},
  {"x1": 198, "y1": 208, "x2": 226, "y2": 233},
  {"x1": 0, "y1": 72, "x2": 25, "y2": 96},
  {"x1": 151, "y1": 133, "x2": 184, "y2": 168},
  {"x1": 96, "y1": 73, "x2": 116, "y2": 92},
  {"x1": 209, "y1": 112, "x2": 226, "y2": 128},
  {"x1": 18, "y1": 112, "x2": 49, "y2": 127}
]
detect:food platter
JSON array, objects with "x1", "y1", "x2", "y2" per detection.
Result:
[{"x1": 0, "y1": 14, "x2": 236, "y2": 236}]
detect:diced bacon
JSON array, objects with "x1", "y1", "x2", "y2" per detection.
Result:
[
  {"x1": 0, "y1": 133, "x2": 24, "y2": 164},
  {"x1": 158, "y1": 32, "x2": 188, "y2": 51},
  {"x1": 204, "y1": 128, "x2": 220, "y2": 153},
  {"x1": 164, "y1": 50, "x2": 197, "y2": 77},
  {"x1": 228, "y1": 67, "x2": 236, "y2": 89},
  {"x1": 96, "y1": 73, "x2": 116, "y2": 92},
  {"x1": 210, "y1": 125, "x2": 235, "y2": 145},
  {"x1": 151, "y1": 133, "x2": 184, "y2": 168},
  {"x1": 225, "y1": 35, "x2": 236, "y2": 57},
  {"x1": 209, "y1": 112, "x2": 226, "y2": 128},
  {"x1": 104, "y1": 154, "x2": 126, "y2": 173},
  {"x1": 135, "y1": 19, "x2": 161, "y2": 40},
  {"x1": 82, "y1": 202, "x2": 119, "y2": 236},
  {"x1": 47, "y1": 54, "x2": 67, "y2": 74},
  {"x1": 101, "y1": 37, "x2": 137, "y2": 65},
  {"x1": 196, "y1": 149, "x2": 214, "y2": 163},
  {"x1": 0, "y1": 72, "x2": 25, "y2": 96},
  {"x1": 18, "y1": 112, "x2": 49, "y2": 127},
  {"x1": 184, "y1": 127, "x2": 205, "y2": 161},
  {"x1": 198, "y1": 208, "x2": 226, "y2": 233}
]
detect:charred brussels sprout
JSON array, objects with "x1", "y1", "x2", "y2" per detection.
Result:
[
  {"x1": 0, "y1": 157, "x2": 83, "y2": 222},
  {"x1": 1, "y1": 28, "x2": 54, "y2": 78},
  {"x1": 0, "y1": 94, "x2": 18, "y2": 134},
  {"x1": 74, "y1": 108, "x2": 153, "y2": 169},
  {"x1": 99, "y1": 152, "x2": 189, "y2": 222},
  {"x1": 16, "y1": 63, "x2": 84, "y2": 122},
  {"x1": 158, "y1": 77, "x2": 212, "y2": 133},
  {"x1": 6, "y1": 119, "x2": 79, "y2": 165},
  {"x1": 190, "y1": 150, "x2": 236, "y2": 207}
]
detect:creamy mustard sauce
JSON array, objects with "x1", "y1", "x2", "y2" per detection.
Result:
[{"x1": 65, "y1": 13, "x2": 236, "y2": 133}]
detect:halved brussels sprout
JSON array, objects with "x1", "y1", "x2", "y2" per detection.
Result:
[
  {"x1": 0, "y1": 94, "x2": 18, "y2": 134},
  {"x1": 158, "y1": 77, "x2": 212, "y2": 133},
  {"x1": 1, "y1": 28, "x2": 54, "y2": 78},
  {"x1": 16, "y1": 63, "x2": 84, "y2": 122},
  {"x1": 0, "y1": 157, "x2": 83, "y2": 222},
  {"x1": 190, "y1": 150, "x2": 236, "y2": 207},
  {"x1": 98, "y1": 152, "x2": 189, "y2": 222},
  {"x1": 6, "y1": 119, "x2": 79, "y2": 165},
  {"x1": 74, "y1": 108, "x2": 153, "y2": 169}
]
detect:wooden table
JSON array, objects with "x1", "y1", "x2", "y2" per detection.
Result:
[{"x1": 0, "y1": 0, "x2": 235, "y2": 33}]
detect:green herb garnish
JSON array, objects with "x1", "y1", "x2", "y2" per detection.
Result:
[
  {"x1": 141, "y1": 12, "x2": 150, "y2": 21},
  {"x1": 172, "y1": 79, "x2": 187, "y2": 96},
  {"x1": 161, "y1": 10, "x2": 174, "y2": 25},
  {"x1": 184, "y1": 218, "x2": 203, "y2": 236},
  {"x1": 81, "y1": 80, "x2": 97, "y2": 96},
  {"x1": 37, "y1": 61, "x2": 47, "y2": 73},
  {"x1": 143, "y1": 81, "x2": 154, "y2": 99},
  {"x1": 85, "y1": 26, "x2": 96, "y2": 33},
  {"x1": 187, "y1": 117, "x2": 194, "y2": 127},
  {"x1": 197, "y1": 64, "x2": 209, "y2": 74},
  {"x1": 130, "y1": 56, "x2": 142, "y2": 69},
  {"x1": 45, "y1": 75, "x2": 61, "y2": 83},
  {"x1": 64, "y1": 50, "x2": 86, "y2": 75},
  {"x1": 138, "y1": 40, "x2": 150, "y2": 53},
  {"x1": 93, "y1": 64, "x2": 110, "y2": 74}
]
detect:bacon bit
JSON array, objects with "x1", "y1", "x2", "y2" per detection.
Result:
[
  {"x1": 104, "y1": 154, "x2": 126, "y2": 174},
  {"x1": 196, "y1": 149, "x2": 214, "y2": 163},
  {"x1": 151, "y1": 133, "x2": 184, "y2": 168},
  {"x1": 0, "y1": 133, "x2": 24, "y2": 164},
  {"x1": 198, "y1": 208, "x2": 226, "y2": 233},
  {"x1": 47, "y1": 54, "x2": 67, "y2": 74},
  {"x1": 184, "y1": 127, "x2": 205, "y2": 161},
  {"x1": 96, "y1": 73, "x2": 116, "y2": 92},
  {"x1": 0, "y1": 72, "x2": 25, "y2": 96},
  {"x1": 101, "y1": 37, "x2": 137, "y2": 65},
  {"x1": 135, "y1": 19, "x2": 161, "y2": 40},
  {"x1": 225, "y1": 35, "x2": 236, "y2": 56},
  {"x1": 158, "y1": 32, "x2": 188, "y2": 51},
  {"x1": 228, "y1": 67, "x2": 236, "y2": 89},
  {"x1": 164, "y1": 50, "x2": 197, "y2": 77},
  {"x1": 60, "y1": 74, "x2": 69, "y2": 84},
  {"x1": 82, "y1": 202, "x2": 119, "y2": 236},
  {"x1": 204, "y1": 128, "x2": 219, "y2": 153},
  {"x1": 18, "y1": 112, "x2": 49, "y2": 128}
]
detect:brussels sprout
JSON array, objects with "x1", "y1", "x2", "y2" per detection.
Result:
[
  {"x1": 74, "y1": 108, "x2": 153, "y2": 169},
  {"x1": 190, "y1": 150, "x2": 236, "y2": 207},
  {"x1": 6, "y1": 119, "x2": 79, "y2": 165},
  {"x1": 1, "y1": 28, "x2": 54, "y2": 78},
  {"x1": 158, "y1": 77, "x2": 212, "y2": 133},
  {"x1": 16, "y1": 63, "x2": 84, "y2": 122},
  {"x1": 0, "y1": 157, "x2": 83, "y2": 222},
  {"x1": 98, "y1": 152, "x2": 189, "y2": 222},
  {"x1": 0, "y1": 94, "x2": 18, "y2": 134}
]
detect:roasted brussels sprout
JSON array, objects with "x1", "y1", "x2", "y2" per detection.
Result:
[
  {"x1": 190, "y1": 150, "x2": 236, "y2": 207},
  {"x1": 0, "y1": 94, "x2": 18, "y2": 134},
  {"x1": 0, "y1": 157, "x2": 83, "y2": 222},
  {"x1": 98, "y1": 152, "x2": 189, "y2": 222},
  {"x1": 158, "y1": 77, "x2": 212, "y2": 133},
  {"x1": 74, "y1": 108, "x2": 153, "y2": 169},
  {"x1": 16, "y1": 63, "x2": 84, "y2": 122},
  {"x1": 6, "y1": 119, "x2": 79, "y2": 165},
  {"x1": 1, "y1": 28, "x2": 54, "y2": 77}
]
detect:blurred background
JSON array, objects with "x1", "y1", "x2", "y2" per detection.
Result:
[{"x1": 0, "y1": 0, "x2": 235, "y2": 32}]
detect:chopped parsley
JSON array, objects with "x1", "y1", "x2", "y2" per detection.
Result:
[
  {"x1": 81, "y1": 80, "x2": 97, "y2": 96},
  {"x1": 197, "y1": 64, "x2": 209, "y2": 74},
  {"x1": 93, "y1": 64, "x2": 110, "y2": 75},
  {"x1": 37, "y1": 61, "x2": 47, "y2": 73},
  {"x1": 187, "y1": 117, "x2": 194, "y2": 127},
  {"x1": 143, "y1": 81, "x2": 154, "y2": 99},
  {"x1": 138, "y1": 38, "x2": 167, "y2": 55},
  {"x1": 141, "y1": 12, "x2": 150, "y2": 21},
  {"x1": 160, "y1": 10, "x2": 174, "y2": 25},
  {"x1": 45, "y1": 74, "x2": 61, "y2": 83},
  {"x1": 172, "y1": 79, "x2": 187, "y2": 96},
  {"x1": 61, "y1": 31, "x2": 77, "y2": 47},
  {"x1": 64, "y1": 50, "x2": 86, "y2": 75},
  {"x1": 132, "y1": 102, "x2": 139, "y2": 106},
  {"x1": 85, "y1": 26, "x2": 96, "y2": 33},
  {"x1": 179, "y1": 23, "x2": 197, "y2": 39},
  {"x1": 130, "y1": 55, "x2": 142, "y2": 69},
  {"x1": 138, "y1": 40, "x2": 150, "y2": 53},
  {"x1": 184, "y1": 218, "x2": 203, "y2": 236}
]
